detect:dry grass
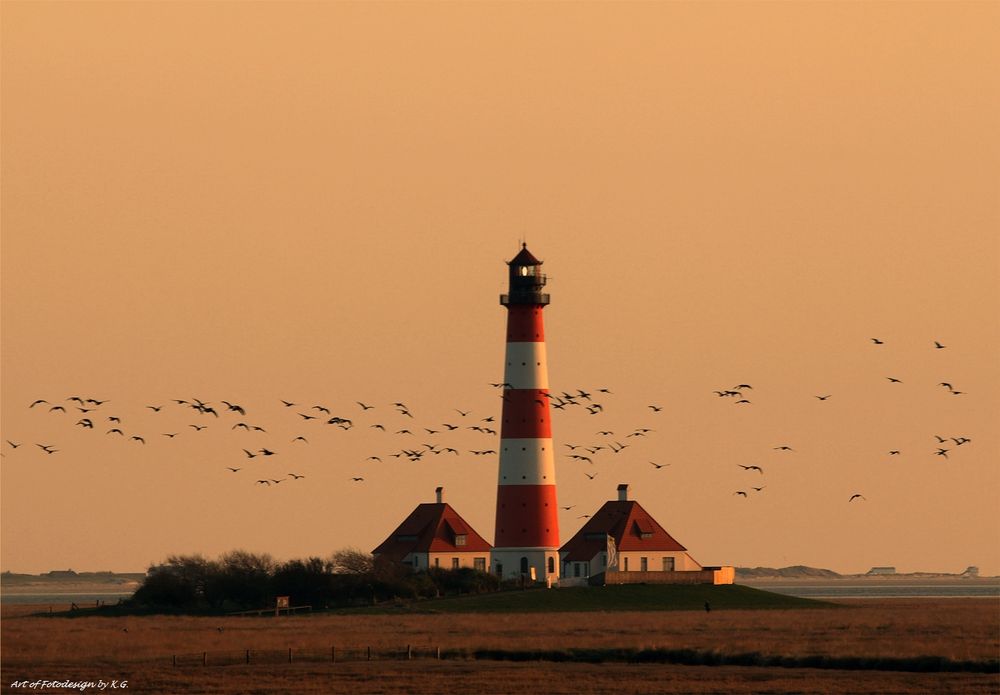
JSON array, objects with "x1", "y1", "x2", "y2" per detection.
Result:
[{"x1": 3, "y1": 599, "x2": 998, "y2": 694}]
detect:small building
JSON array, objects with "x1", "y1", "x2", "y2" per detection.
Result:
[
  {"x1": 866, "y1": 566, "x2": 897, "y2": 575},
  {"x1": 372, "y1": 487, "x2": 492, "y2": 572},
  {"x1": 559, "y1": 484, "x2": 733, "y2": 585}
]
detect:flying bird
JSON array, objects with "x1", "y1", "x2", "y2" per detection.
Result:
[
  {"x1": 288, "y1": 473, "x2": 305, "y2": 479},
  {"x1": 107, "y1": 428, "x2": 124, "y2": 436},
  {"x1": 130, "y1": 436, "x2": 145, "y2": 444},
  {"x1": 75, "y1": 419, "x2": 93, "y2": 428},
  {"x1": 871, "y1": 338, "x2": 884, "y2": 345},
  {"x1": 6, "y1": 441, "x2": 20, "y2": 448},
  {"x1": 886, "y1": 377, "x2": 903, "y2": 383},
  {"x1": 242, "y1": 449, "x2": 257, "y2": 458},
  {"x1": 189, "y1": 424, "x2": 207, "y2": 431},
  {"x1": 849, "y1": 494, "x2": 866, "y2": 502},
  {"x1": 221, "y1": 401, "x2": 246, "y2": 416},
  {"x1": 146, "y1": 405, "x2": 162, "y2": 412},
  {"x1": 738, "y1": 465, "x2": 763, "y2": 473},
  {"x1": 648, "y1": 405, "x2": 663, "y2": 412},
  {"x1": 280, "y1": 400, "x2": 296, "y2": 407},
  {"x1": 357, "y1": 402, "x2": 374, "y2": 410},
  {"x1": 815, "y1": 395, "x2": 832, "y2": 401},
  {"x1": 650, "y1": 462, "x2": 670, "y2": 469},
  {"x1": 561, "y1": 505, "x2": 576, "y2": 510},
  {"x1": 48, "y1": 405, "x2": 66, "y2": 413},
  {"x1": 29, "y1": 399, "x2": 49, "y2": 408},
  {"x1": 934, "y1": 341, "x2": 946, "y2": 349},
  {"x1": 351, "y1": 477, "x2": 365, "y2": 482},
  {"x1": 292, "y1": 436, "x2": 309, "y2": 443},
  {"x1": 733, "y1": 491, "x2": 748, "y2": 497},
  {"x1": 259, "y1": 448, "x2": 276, "y2": 456},
  {"x1": 773, "y1": 446, "x2": 794, "y2": 451},
  {"x1": 889, "y1": 450, "x2": 901, "y2": 455},
  {"x1": 225, "y1": 467, "x2": 241, "y2": 473}
]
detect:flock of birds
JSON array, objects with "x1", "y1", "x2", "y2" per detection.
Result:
[{"x1": 3, "y1": 338, "x2": 975, "y2": 511}]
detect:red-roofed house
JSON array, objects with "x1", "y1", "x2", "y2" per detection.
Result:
[
  {"x1": 560, "y1": 484, "x2": 733, "y2": 584},
  {"x1": 372, "y1": 488, "x2": 493, "y2": 572}
]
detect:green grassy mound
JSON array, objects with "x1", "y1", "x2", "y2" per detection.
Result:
[{"x1": 345, "y1": 583, "x2": 831, "y2": 614}]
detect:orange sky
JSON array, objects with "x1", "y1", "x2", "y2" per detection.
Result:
[{"x1": 2, "y1": 1, "x2": 998, "y2": 576}]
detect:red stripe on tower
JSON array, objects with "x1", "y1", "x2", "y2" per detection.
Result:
[{"x1": 493, "y1": 244, "x2": 560, "y2": 582}]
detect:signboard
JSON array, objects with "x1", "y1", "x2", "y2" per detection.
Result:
[{"x1": 276, "y1": 596, "x2": 290, "y2": 608}]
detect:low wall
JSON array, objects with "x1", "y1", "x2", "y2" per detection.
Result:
[{"x1": 589, "y1": 567, "x2": 734, "y2": 586}]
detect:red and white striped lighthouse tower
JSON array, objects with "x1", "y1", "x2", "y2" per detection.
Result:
[{"x1": 493, "y1": 244, "x2": 560, "y2": 582}]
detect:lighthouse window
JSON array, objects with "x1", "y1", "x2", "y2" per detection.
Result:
[{"x1": 519, "y1": 266, "x2": 528, "y2": 276}]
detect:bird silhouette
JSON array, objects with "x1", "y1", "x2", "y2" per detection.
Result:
[
  {"x1": 849, "y1": 494, "x2": 866, "y2": 502},
  {"x1": 773, "y1": 446, "x2": 794, "y2": 452},
  {"x1": 242, "y1": 449, "x2": 257, "y2": 458},
  {"x1": 259, "y1": 449, "x2": 276, "y2": 456},
  {"x1": 130, "y1": 436, "x2": 145, "y2": 444},
  {"x1": 934, "y1": 341, "x2": 946, "y2": 349},
  {"x1": 935, "y1": 448, "x2": 949, "y2": 459},
  {"x1": 815, "y1": 395, "x2": 832, "y2": 401},
  {"x1": 256, "y1": 480, "x2": 271, "y2": 486},
  {"x1": 162, "y1": 433, "x2": 178, "y2": 438},
  {"x1": 48, "y1": 405, "x2": 66, "y2": 413},
  {"x1": 225, "y1": 467, "x2": 241, "y2": 472},
  {"x1": 288, "y1": 473, "x2": 305, "y2": 479},
  {"x1": 871, "y1": 338, "x2": 884, "y2": 345},
  {"x1": 577, "y1": 514, "x2": 591, "y2": 519},
  {"x1": 751, "y1": 486, "x2": 765, "y2": 492},
  {"x1": 29, "y1": 399, "x2": 49, "y2": 408},
  {"x1": 292, "y1": 436, "x2": 309, "y2": 443},
  {"x1": 312, "y1": 405, "x2": 331, "y2": 414},
  {"x1": 280, "y1": 400, "x2": 296, "y2": 407},
  {"x1": 357, "y1": 402, "x2": 374, "y2": 410},
  {"x1": 189, "y1": 424, "x2": 207, "y2": 431},
  {"x1": 146, "y1": 405, "x2": 162, "y2": 412},
  {"x1": 232, "y1": 423, "x2": 250, "y2": 430},
  {"x1": 584, "y1": 472, "x2": 597, "y2": 480},
  {"x1": 221, "y1": 401, "x2": 246, "y2": 416},
  {"x1": 6, "y1": 441, "x2": 20, "y2": 448},
  {"x1": 733, "y1": 491, "x2": 748, "y2": 497},
  {"x1": 76, "y1": 419, "x2": 93, "y2": 428},
  {"x1": 886, "y1": 377, "x2": 903, "y2": 383},
  {"x1": 455, "y1": 409, "x2": 471, "y2": 417},
  {"x1": 351, "y1": 477, "x2": 365, "y2": 482},
  {"x1": 648, "y1": 405, "x2": 663, "y2": 412},
  {"x1": 107, "y1": 428, "x2": 124, "y2": 436},
  {"x1": 108, "y1": 416, "x2": 121, "y2": 423},
  {"x1": 939, "y1": 382, "x2": 954, "y2": 390},
  {"x1": 650, "y1": 462, "x2": 670, "y2": 469},
  {"x1": 561, "y1": 505, "x2": 576, "y2": 510},
  {"x1": 738, "y1": 465, "x2": 763, "y2": 473},
  {"x1": 889, "y1": 450, "x2": 901, "y2": 455}
]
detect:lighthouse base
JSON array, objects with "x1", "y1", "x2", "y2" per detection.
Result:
[{"x1": 492, "y1": 548, "x2": 561, "y2": 584}]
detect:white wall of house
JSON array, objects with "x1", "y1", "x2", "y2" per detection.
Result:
[
  {"x1": 561, "y1": 550, "x2": 702, "y2": 578},
  {"x1": 405, "y1": 552, "x2": 490, "y2": 572}
]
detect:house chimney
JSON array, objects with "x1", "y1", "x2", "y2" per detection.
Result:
[
  {"x1": 617, "y1": 484, "x2": 629, "y2": 501},
  {"x1": 435, "y1": 486, "x2": 443, "y2": 504}
]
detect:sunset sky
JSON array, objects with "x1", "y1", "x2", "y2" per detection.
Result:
[{"x1": 2, "y1": 1, "x2": 998, "y2": 576}]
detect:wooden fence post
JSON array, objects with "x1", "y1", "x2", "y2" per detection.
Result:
[
  {"x1": 288, "y1": 647, "x2": 293, "y2": 663},
  {"x1": 172, "y1": 655, "x2": 176, "y2": 667},
  {"x1": 246, "y1": 649, "x2": 250, "y2": 665},
  {"x1": 367, "y1": 646, "x2": 371, "y2": 661},
  {"x1": 202, "y1": 652, "x2": 207, "y2": 666},
  {"x1": 436, "y1": 646, "x2": 441, "y2": 660},
  {"x1": 407, "y1": 644, "x2": 412, "y2": 660}
]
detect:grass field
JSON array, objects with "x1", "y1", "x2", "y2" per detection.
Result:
[{"x1": 3, "y1": 592, "x2": 998, "y2": 694}]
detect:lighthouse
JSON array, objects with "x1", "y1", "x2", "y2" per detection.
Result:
[{"x1": 493, "y1": 244, "x2": 560, "y2": 582}]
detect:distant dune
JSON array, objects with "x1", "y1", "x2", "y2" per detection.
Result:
[{"x1": 737, "y1": 566, "x2": 993, "y2": 580}]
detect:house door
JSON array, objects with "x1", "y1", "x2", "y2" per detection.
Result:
[{"x1": 520, "y1": 557, "x2": 529, "y2": 575}]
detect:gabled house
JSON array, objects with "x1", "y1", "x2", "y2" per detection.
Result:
[
  {"x1": 372, "y1": 487, "x2": 492, "y2": 572},
  {"x1": 560, "y1": 484, "x2": 731, "y2": 584}
]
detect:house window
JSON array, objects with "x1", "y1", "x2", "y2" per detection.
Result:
[
  {"x1": 640, "y1": 557, "x2": 648, "y2": 572},
  {"x1": 474, "y1": 557, "x2": 486, "y2": 572},
  {"x1": 452, "y1": 557, "x2": 459, "y2": 570},
  {"x1": 455, "y1": 534, "x2": 467, "y2": 546},
  {"x1": 624, "y1": 557, "x2": 629, "y2": 571},
  {"x1": 434, "y1": 558, "x2": 440, "y2": 568},
  {"x1": 547, "y1": 557, "x2": 555, "y2": 574},
  {"x1": 663, "y1": 557, "x2": 675, "y2": 572},
  {"x1": 574, "y1": 563, "x2": 581, "y2": 578}
]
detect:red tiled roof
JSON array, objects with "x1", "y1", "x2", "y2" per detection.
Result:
[
  {"x1": 509, "y1": 243, "x2": 542, "y2": 266},
  {"x1": 559, "y1": 500, "x2": 687, "y2": 563},
  {"x1": 372, "y1": 502, "x2": 492, "y2": 562}
]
